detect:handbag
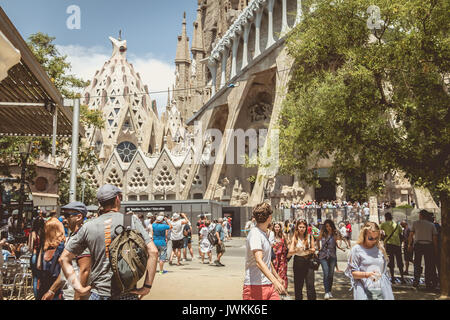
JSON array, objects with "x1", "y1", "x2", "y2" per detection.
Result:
[
  {"x1": 308, "y1": 235, "x2": 320, "y2": 270},
  {"x1": 309, "y1": 254, "x2": 320, "y2": 271}
]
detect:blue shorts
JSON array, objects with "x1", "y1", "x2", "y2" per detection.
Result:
[
  {"x1": 183, "y1": 237, "x2": 192, "y2": 248},
  {"x1": 89, "y1": 292, "x2": 139, "y2": 300},
  {"x1": 157, "y1": 245, "x2": 167, "y2": 262}
]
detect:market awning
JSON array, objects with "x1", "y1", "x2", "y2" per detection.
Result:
[
  {"x1": 0, "y1": 6, "x2": 84, "y2": 138},
  {"x1": 0, "y1": 29, "x2": 20, "y2": 82}
]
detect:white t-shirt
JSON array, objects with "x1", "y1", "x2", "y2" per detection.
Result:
[
  {"x1": 245, "y1": 221, "x2": 256, "y2": 231},
  {"x1": 268, "y1": 230, "x2": 275, "y2": 245},
  {"x1": 340, "y1": 226, "x2": 347, "y2": 238},
  {"x1": 363, "y1": 207, "x2": 370, "y2": 216},
  {"x1": 244, "y1": 227, "x2": 272, "y2": 286},
  {"x1": 222, "y1": 221, "x2": 228, "y2": 233},
  {"x1": 170, "y1": 219, "x2": 186, "y2": 241}
]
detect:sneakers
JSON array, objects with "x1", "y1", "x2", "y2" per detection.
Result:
[
  {"x1": 159, "y1": 270, "x2": 168, "y2": 275},
  {"x1": 329, "y1": 292, "x2": 333, "y2": 298},
  {"x1": 324, "y1": 293, "x2": 330, "y2": 300},
  {"x1": 215, "y1": 261, "x2": 225, "y2": 267}
]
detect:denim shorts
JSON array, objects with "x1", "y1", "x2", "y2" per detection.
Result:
[
  {"x1": 157, "y1": 245, "x2": 167, "y2": 262},
  {"x1": 89, "y1": 292, "x2": 139, "y2": 300},
  {"x1": 183, "y1": 237, "x2": 192, "y2": 248}
]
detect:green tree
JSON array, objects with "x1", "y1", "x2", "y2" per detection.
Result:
[
  {"x1": 280, "y1": 0, "x2": 449, "y2": 297},
  {"x1": 0, "y1": 32, "x2": 103, "y2": 205}
]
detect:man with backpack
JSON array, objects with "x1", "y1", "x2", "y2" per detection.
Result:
[
  {"x1": 380, "y1": 212, "x2": 406, "y2": 284},
  {"x1": 59, "y1": 184, "x2": 158, "y2": 300}
]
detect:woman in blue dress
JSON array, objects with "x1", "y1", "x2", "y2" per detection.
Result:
[{"x1": 345, "y1": 221, "x2": 394, "y2": 300}]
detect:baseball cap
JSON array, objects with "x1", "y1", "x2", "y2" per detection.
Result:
[
  {"x1": 156, "y1": 216, "x2": 164, "y2": 222},
  {"x1": 61, "y1": 201, "x2": 88, "y2": 216},
  {"x1": 97, "y1": 184, "x2": 122, "y2": 203},
  {"x1": 12, "y1": 209, "x2": 19, "y2": 216},
  {"x1": 172, "y1": 213, "x2": 180, "y2": 220},
  {"x1": 147, "y1": 213, "x2": 153, "y2": 218}
]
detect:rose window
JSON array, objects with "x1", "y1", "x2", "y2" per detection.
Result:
[{"x1": 117, "y1": 141, "x2": 137, "y2": 163}]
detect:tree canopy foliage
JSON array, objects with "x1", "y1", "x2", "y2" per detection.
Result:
[
  {"x1": 280, "y1": 0, "x2": 449, "y2": 200},
  {"x1": 279, "y1": 0, "x2": 449, "y2": 297}
]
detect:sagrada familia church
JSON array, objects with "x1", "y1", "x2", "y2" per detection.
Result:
[{"x1": 81, "y1": 0, "x2": 437, "y2": 209}]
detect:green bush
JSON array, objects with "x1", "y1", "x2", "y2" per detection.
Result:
[{"x1": 396, "y1": 204, "x2": 413, "y2": 209}]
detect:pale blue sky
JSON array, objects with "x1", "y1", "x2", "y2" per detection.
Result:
[
  {"x1": 0, "y1": 0, "x2": 197, "y2": 60},
  {"x1": 0, "y1": 0, "x2": 199, "y2": 112}
]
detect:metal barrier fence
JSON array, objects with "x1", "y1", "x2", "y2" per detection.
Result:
[{"x1": 272, "y1": 207, "x2": 441, "y2": 226}]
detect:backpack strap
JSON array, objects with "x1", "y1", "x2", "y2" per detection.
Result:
[
  {"x1": 124, "y1": 214, "x2": 133, "y2": 231},
  {"x1": 385, "y1": 222, "x2": 399, "y2": 244}
]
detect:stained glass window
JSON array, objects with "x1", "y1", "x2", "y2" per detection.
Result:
[{"x1": 117, "y1": 141, "x2": 137, "y2": 163}]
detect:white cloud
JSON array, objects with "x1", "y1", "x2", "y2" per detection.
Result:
[{"x1": 56, "y1": 44, "x2": 174, "y2": 116}]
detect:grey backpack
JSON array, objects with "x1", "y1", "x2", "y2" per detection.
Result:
[{"x1": 109, "y1": 214, "x2": 149, "y2": 293}]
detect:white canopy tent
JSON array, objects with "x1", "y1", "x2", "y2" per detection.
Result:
[{"x1": 0, "y1": 29, "x2": 20, "y2": 82}]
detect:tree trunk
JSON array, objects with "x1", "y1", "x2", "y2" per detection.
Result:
[{"x1": 439, "y1": 191, "x2": 450, "y2": 299}]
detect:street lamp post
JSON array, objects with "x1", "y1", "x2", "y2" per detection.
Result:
[
  {"x1": 69, "y1": 98, "x2": 81, "y2": 203},
  {"x1": 18, "y1": 141, "x2": 32, "y2": 235},
  {"x1": 81, "y1": 180, "x2": 86, "y2": 204}
]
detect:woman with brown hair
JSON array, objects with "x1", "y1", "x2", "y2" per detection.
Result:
[
  {"x1": 37, "y1": 216, "x2": 66, "y2": 300},
  {"x1": 272, "y1": 222, "x2": 288, "y2": 290},
  {"x1": 345, "y1": 221, "x2": 394, "y2": 300},
  {"x1": 317, "y1": 219, "x2": 346, "y2": 299},
  {"x1": 288, "y1": 220, "x2": 316, "y2": 300}
]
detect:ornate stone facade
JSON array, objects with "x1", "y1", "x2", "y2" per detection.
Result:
[{"x1": 82, "y1": 0, "x2": 436, "y2": 209}]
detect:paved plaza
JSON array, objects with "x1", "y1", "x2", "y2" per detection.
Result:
[{"x1": 143, "y1": 236, "x2": 441, "y2": 301}]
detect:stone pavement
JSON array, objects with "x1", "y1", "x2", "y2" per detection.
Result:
[{"x1": 143, "y1": 236, "x2": 442, "y2": 300}]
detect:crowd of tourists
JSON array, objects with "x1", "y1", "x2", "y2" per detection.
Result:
[
  {"x1": 0, "y1": 183, "x2": 235, "y2": 300},
  {"x1": 0, "y1": 184, "x2": 442, "y2": 300},
  {"x1": 243, "y1": 204, "x2": 442, "y2": 300},
  {"x1": 279, "y1": 200, "x2": 397, "y2": 211}
]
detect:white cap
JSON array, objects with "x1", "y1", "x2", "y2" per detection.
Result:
[
  {"x1": 172, "y1": 213, "x2": 180, "y2": 220},
  {"x1": 156, "y1": 216, "x2": 164, "y2": 222}
]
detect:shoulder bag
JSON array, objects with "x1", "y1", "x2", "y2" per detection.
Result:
[{"x1": 308, "y1": 234, "x2": 320, "y2": 271}]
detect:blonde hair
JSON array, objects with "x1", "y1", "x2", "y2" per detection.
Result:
[
  {"x1": 356, "y1": 222, "x2": 388, "y2": 260},
  {"x1": 44, "y1": 217, "x2": 66, "y2": 250}
]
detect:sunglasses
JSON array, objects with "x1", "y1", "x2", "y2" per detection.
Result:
[{"x1": 367, "y1": 236, "x2": 379, "y2": 241}]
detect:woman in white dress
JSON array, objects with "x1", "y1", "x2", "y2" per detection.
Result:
[{"x1": 199, "y1": 221, "x2": 213, "y2": 264}]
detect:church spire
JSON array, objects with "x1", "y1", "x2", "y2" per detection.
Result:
[
  {"x1": 175, "y1": 12, "x2": 190, "y2": 63},
  {"x1": 191, "y1": 6, "x2": 204, "y2": 53}
]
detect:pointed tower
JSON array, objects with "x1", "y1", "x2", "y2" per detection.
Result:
[
  {"x1": 191, "y1": 5, "x2": 205, "y2": 90},
  {"x1": 83, "y1": 35, "x2": 160, "y2": 164},
  {"x1": 174, "y1": 12, "x2": 191, "y2": 116}
]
